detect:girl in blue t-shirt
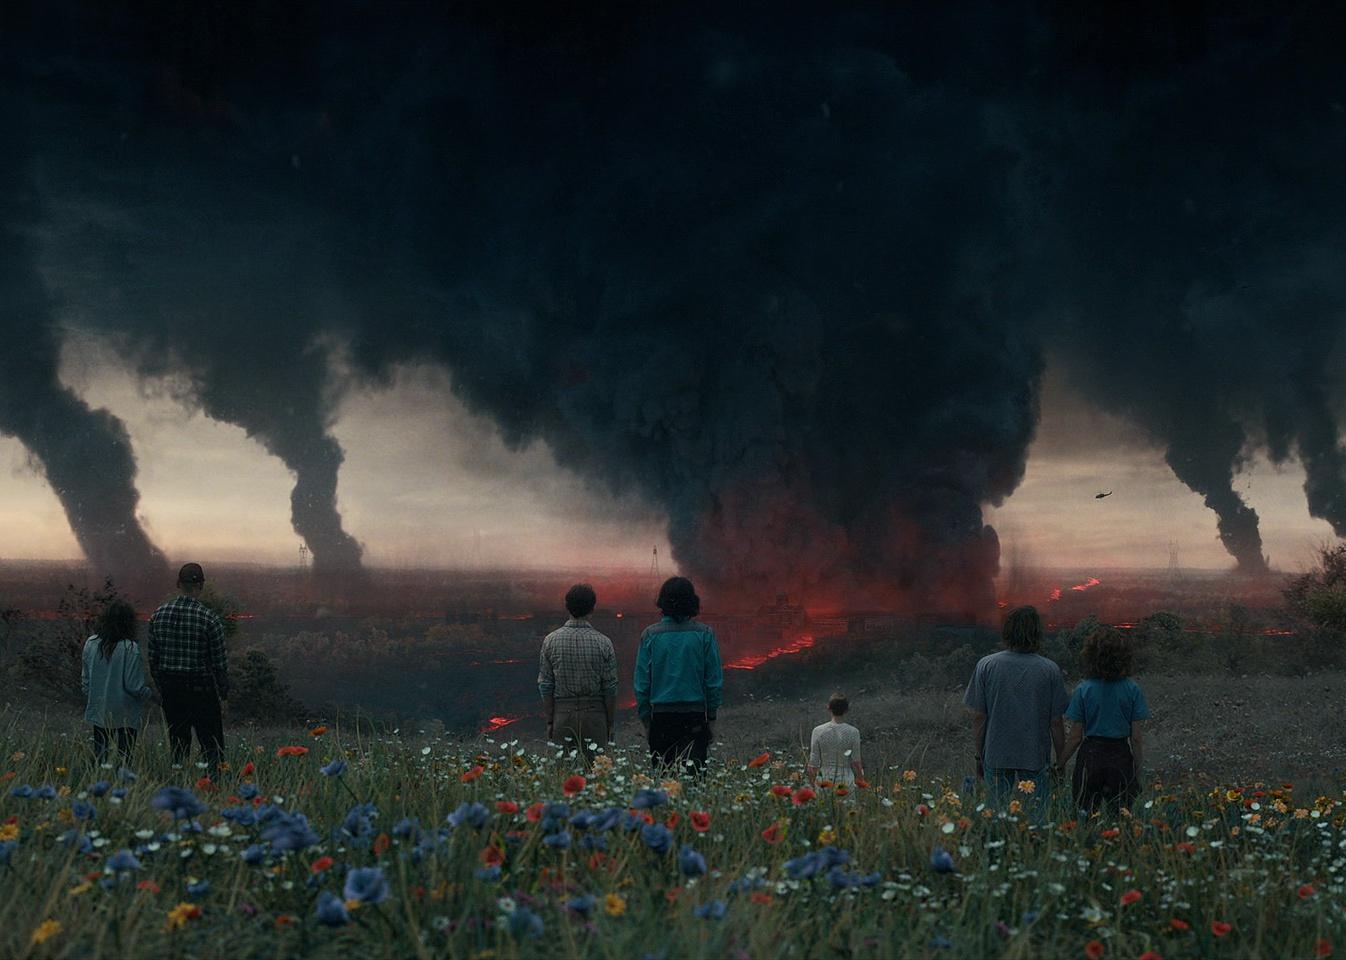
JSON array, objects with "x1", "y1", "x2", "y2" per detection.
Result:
[{"x1": 1057, "y1": 626, "x2": 1150, "y2": 812}]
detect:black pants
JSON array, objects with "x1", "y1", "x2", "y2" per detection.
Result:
[
  {"x1": 91, "y1": 726, "x2": 136, "y2": 764},
  {"x1": 1072, "y1": 736, "x2": 1138, "y2": 813},
  {"x1": 159, "y1": 675, "x2": 224, "y2": 768},
  {"x1": 648, "y1": 712, "x2": 711, "y2": 773}
]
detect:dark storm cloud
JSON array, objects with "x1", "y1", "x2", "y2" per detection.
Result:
[{"x1": 3, "y1": 1, "x2": 1345, "y2": 600}]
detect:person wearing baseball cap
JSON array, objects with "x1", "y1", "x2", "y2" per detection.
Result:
[{"x1": 147, "y1": 563, "x2": 231, "y2": 769}]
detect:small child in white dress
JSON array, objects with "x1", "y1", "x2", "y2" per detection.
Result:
[{"x1": 807, "y1": 692, "x2": 863, "y2": 789}]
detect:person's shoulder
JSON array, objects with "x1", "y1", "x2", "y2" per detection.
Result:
[{"x1": 974, "y1": 650, "x2": 1003, "y2": 669}]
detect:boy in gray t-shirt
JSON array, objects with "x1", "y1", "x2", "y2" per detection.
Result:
[{"x1": 964, "y1": 606, "x2": 1068, "y2": 816}]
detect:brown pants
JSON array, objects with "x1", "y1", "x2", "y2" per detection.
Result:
[{"x1": 553, "y1": 699, "x2": 608, "y2": 765}]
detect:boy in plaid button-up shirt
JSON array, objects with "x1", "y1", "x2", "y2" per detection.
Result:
[{"x1": 148, "y1": 563, "x2": 230, "y2": 768}]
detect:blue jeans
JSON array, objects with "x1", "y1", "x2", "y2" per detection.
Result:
[{"x1": 984, "y1": 762, "x2": 1051, "y2": 821}]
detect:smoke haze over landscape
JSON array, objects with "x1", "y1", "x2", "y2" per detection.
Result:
[{"x1": 2, "y1": 2, "x2": 1345, "y2": 609}]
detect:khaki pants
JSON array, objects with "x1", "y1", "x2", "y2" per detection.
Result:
[{"x1": 553, "y1": 699, "x2": 608, "y2": 765}]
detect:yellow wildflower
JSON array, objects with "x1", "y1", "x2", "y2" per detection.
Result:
[
  {"x1": 817, "y1": 827, "x2": 838, "y2": 845},
  {"x1": 981, "y1": 808, "x2": 995, "y2": 819},
  {"x1": 56, "y1": 767, "x2": 67, "y2": 775},
  {"x1": 591, "y1": 755, "x2": 615, "y2": 777},
  {"x1": 57, "y1": 786, "x2": 71, "y2": 798},
  {"x1": 30, "y1": 919, "x2": 61, "y2": 945},
  {"x1": 1008, "y1": 800, "x2": 1022, "y2": 815},
  {"x1": 57, "y1": 809, "x2": 74, "y2": 825},
  {"x1": 68, "y1": 881, "x2": 93, "y2": 897},
  {"x1": 345, "y1": 899, "x2": 362, "y2": 912},
  {"x1": 903, "y1": 770, "x2": 918, "y2": 782},
  {"x1": 605, "y1": 893, "x2": 627, "y2": 917},
  {"x1": 10, "y1": 751, "x2": 25, "y2": 762},
  {"x1": 1295, "y1": 808, "x2": 1310, "y2": 819},
  {"x1": 1015, "y1": 779, "x2": 1036, "y2": 795},
  {"x1": 0, "y1": 822, "x2": 18, "y2": 842},
  {"x1": 164, "y1": 902, "x2": 202, "y2": 931},
  {"x1": 660, "y1": 779, "x2": 683, "y2": 799}
]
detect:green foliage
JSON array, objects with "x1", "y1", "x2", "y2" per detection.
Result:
[
  {"x1": 228, "y1": 649, "x2": 306, "y2": 723},
  {"x1": 1063, "y1": 614, "x2": 1101, "y2": 653},
  {"x1": 1286, "y1": 544, "x2": 1346, "y2": 633},
  {"x1": 16, "y1": 579, "x2": 124, "y2": 703}
]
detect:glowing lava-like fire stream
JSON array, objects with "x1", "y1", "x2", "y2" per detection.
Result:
[{"x1": 723, "y1": 634, "x2": 816, "y2": 671}]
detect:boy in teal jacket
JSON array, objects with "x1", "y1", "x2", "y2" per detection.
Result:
[{"x1": 635, "y1": 577, "x2": 723, "y2": 773}]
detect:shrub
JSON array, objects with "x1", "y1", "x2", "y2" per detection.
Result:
[{"x1": 227, "y1": 649, "x2": 307, "y2": 723}]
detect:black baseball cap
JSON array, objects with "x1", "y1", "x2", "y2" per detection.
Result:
[{"x1": 177, "y1": 563, "x2": 206, "y2": 585}]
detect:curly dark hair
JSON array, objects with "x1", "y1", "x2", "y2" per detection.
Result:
[
  {"x1": 656, "y1": 576, "x2": 700, "y2": 621},
  {"x1": 564, "y1": 583, "x2": 597, "y2": 619},
  {"x1": 1080, "y1": 626, "x2": 1133, "y2": 680},
  {"x1": 95, "y1": 600, "x2": 138, "y2": 661},
  {"x1": 1002, "y1": 605, "x2": 1042, "y2": 652}
]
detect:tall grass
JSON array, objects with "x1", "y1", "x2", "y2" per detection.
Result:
[{"x1": 0, "y1": 709, "x2": 1338, "y2": 959}]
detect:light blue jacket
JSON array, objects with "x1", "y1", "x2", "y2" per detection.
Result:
[
  {"x1": 634, "y1": 617, "x2": 723, "y2": 723},
  {"x1": 82, "y1": 636, "x2": 155, "y2": 728}
]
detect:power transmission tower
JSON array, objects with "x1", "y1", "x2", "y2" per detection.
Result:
[
  {"x1": 649, "y1": 546, "x2": 661, "y2": 579},
  {"x1": 298, "y1": 543, "x2": 309, "y2": 570},
  {"x1": 1167, "y1": 541, "x2": 1182, "y2": 584}
]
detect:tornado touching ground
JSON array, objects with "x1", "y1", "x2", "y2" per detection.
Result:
[{"x1": 5, "y1": 2, "x2": 1346, "y2": 599}]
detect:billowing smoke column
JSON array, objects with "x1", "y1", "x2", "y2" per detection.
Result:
[
  {"x1": 4, "y1": 2, "x2": 1346, "y2": 597},
  {"x1": 0, "y1": 110, "x2": 167, "y2": 587}
]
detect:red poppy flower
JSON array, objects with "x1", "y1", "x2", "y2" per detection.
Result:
[
  {"x1": 1169, "y1": 918, "x2": 1190, "y2": 932},
  {"x1": 750, "y1": 891, "x2": 773, "y2": 905},
  {"x1": 460, "y1": 765, "x2": 485, "y2": 783},
  {"x1": 916, "y1": 803, "x2": 930, "y2": 816},
  {"x1": 479, "y1": 844, "x2": 505, "y2": 867},
  {"x1": 496, "y1": 800, "x2": 520, "y2": 814},
  {"x1": 1175, "y1": 842, "x2": 1196, "y2": 855},
  {"x1": 525, "y1": 801, "x2": 545, "y2": 822},
  {"x1": 747, "y1": 752, "x2": 771, "y2": 769},
  {"x1": 1084, "y1": 939, "x2": 1105, "y2": 960},
  {"x1": 791, "y1": 788, "x2": 815, "y2": 806},
  {"x1": 1100, "y1": 828, "x2": 1121, "y2": 840},
  {"x1": 275, "y1": 746, "x2": 308, "y2": 758},
  {"x1": 1298, "y1": 883, "x2": 1316, "y2": 900},
  {"x1": 310, "y1": 856, "x2": 334, "y2": 874},
  {"x1": 251, "y1": 795, "x2": 264, "y2": 808},
  {"x1": 817, "y1": 779, "x2": 834, "y2": 790},
  {"x1": 1120, "y1": 889, "x2": 1142, "y2": 907},
  {"x1": 1210, "y1": 921, "x2": 1232, "y2": 938},
  {"x1": 194, "y1": 777, "x2": 215, "y2": 793},
  {"x1": 761, "y1": 822, "x2": 784, "y2": 844},
  {"x1": 563, "y1": 775, "x2": 587, "y2": 797},
  {"x1": 1316, "y1": 938, "x2": 1333, "y2": 958},
  {"x1": 136, "y1": 880, "x2": 161, "y2": 893},
  {"x1": 770, "y1": 785, "x2": 792, "y2": 798},
  {"x1": 274, "y1": 914, "x2": 296, "y2": 929},
  {"x1": 665, "y1": 812, "x2": 681, "y2": 829},
  {"x1": 1139, "y1": 952, "x2": 1163, "y2": 960},
  {"x1": 690, "y1": 811, "x2": 711, "y2": 832},
  {"x1": 854, "y1": 777, "x2": 871, "y2": 789},
  {"x1": 372, "y1": 832, "x2": 391, "y2": 856},
  {"x1": 664, "y1": 888, "x2": 680, "y2": 904},
  {"x1": 240, "y1": 761, "x2": 255, "y2": 777},
  {"x1": 309, "y1": 725, "x2": 328, "y2": 737}
]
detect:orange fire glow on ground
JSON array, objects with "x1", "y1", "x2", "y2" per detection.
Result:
[
  {"x1": 723, "y1": 634, "x2": 815, "y2": 671},
  {"x1": 480, "y1": 715, "x2": 522, "y2": 733}
]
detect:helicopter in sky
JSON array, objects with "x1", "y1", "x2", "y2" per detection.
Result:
[{"x1": 1095, "y1": 491, "x2": 1113, "y2": 499}]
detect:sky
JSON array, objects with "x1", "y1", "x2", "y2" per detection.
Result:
[
  {"x1": 2, "y1": 3, "x2": 1345, "y2": 608},
  {"x1": 0, "y1": 331, "x2": 1331, "y2": 573}
]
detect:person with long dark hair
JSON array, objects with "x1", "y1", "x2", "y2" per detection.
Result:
[
  {"x1": 634, "y1": 577, "x2": 723, "y2": 773},
  {"x1": 1057, "y1": 626, "x2": 1150, "y2": 813},
  {"x1": 82, "y1": 600, "x2": 156, "y2": 764}
]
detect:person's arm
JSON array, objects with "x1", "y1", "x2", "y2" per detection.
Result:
[
  {"x1": 1129, "y1": 721, "x2": 1145, "y2": 778},
  {"x1": 1050, "y1": 715, "x2": 1065, "y2": 766},
  {"x1": 634, "y1": 633, "x2": 652, "y2": 731},
  {"x1": 807, "y1": 730, "x2": 821, "y2": 783},
  {"x1": 208, "y1": 616, "x2": 230, "y2": 699},
  {"x1": 850, "y1": 759, "x2": 864, "y2": 778},
  {"x1": 602, "y1": 639, "x2": 617, "y2": 740},
  {"x1": 971, "y1": 711, "x2": 988, "y2": 779},
  {"x1": 1058, "y1": 721, "x2": 1083, "y2": 769},
  {"x1": 126, "y1": 644, "x2": 156, "y2": 701},
  {"x1": 146, "y1": 616, "x2": 160, "y2": 686},
  {"x1": 537, "y1": 638, "x2": 556, "y2": 738},
  {"x1": 702, "y1": 629, "x2": 723, "y2": 736},
  {"x1": 81, "y1": 641, "x2": 92, "y2": 697}
]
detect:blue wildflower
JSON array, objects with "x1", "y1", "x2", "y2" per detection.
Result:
[
  {"x1": 9, "y1": 785, "x2": 33, "y2": 798},
  {"x1": 930, "y1": 846, "x2": 956, "y2": 874},
  {"x1": 1022, "y1": 911, "x2": 1039, "y2": 926},
  {"x1": 72, "y1": 800, "x2": 96, "y2": 821},
  {"x1": 107, "y1": 849, "x2": 141, "y2": 872},
  {"x1": 507, "y1": 905, "x2": 545, "y2": 940},
  {"x1": 931, "y1": 935, "x2": 953, "y2": 950},
  {"x1": 0, "y1": 841, "x2": 17, "y2": 866},
  {"x1": 34, "y1": 785, "x2": 57, "y2": 800},
  {"x1": 59, "y1": 830, "x2": 92, "y2": 854},
  {"x1": 219, "y1": 806, "x2": 259, "y2": 827},
  {"x1": 238, "y1": 783, "x2": 259, "y2": 800},
  {"x1": 241, "y1": 844, "x2": 267, "y2": 865},
  {"x1": 186, "y1": 879, "x2": 211, "y2": 899},
  {"x1": 678, "y1": 844, "x2": 707, "y2": 877},
  {"x1": 343, "y1": 866, "x2": 390, "y2": 905},
  {"x1": 567, "y1": 894, "x2": 596, "y2": 917},
  {"x1": 641, "y1": 823, "x2": 672, "y2": 855},
  {"x1": 151, "y1": 786, "x2": 207, "y2": 821},
  {"x1": 569, "y1": 811, "x2": 597, "y2": 831},
  {"x1": 447, "y1": 802, "x2": 490, "y2": 831},
  {"x1": 89, "y1": 781, "x2": 110, "y2": 798},
  {"x1": 580, "y1": 834, "x2": 608, "y2": 852},
  {"x1": 110, "y1": 788, "x2": 127, "y2": 800},
  {"x1": 320, "y1": 759, "x2": 347, "y2": 777},
  {"x1": 118, "y1": 767, "x2": 137, "y2": 782},
  {"x1": 961, "y1": 775, "x2": 977, "y2": 795},
  {"x1": 315, "y1": 891, "x2": 350, "y2": 927},
  {"x1": 693, "y1": 900, "x2": 727, "y2": 920},
  {"x1": 342, "y1": 802, "x2": 378, "y2": 838},
  {"x1": 631, "y1": 788, "x2": 668, "y2": 809},
  {"x1": 392, "y1": 817, "x2": 420, "y2": 839},
  {"x1": 543, "y1": 831, "x2": 572, "y2": 850},
  {"x1": 593, "y1": 808, "x2": 622, "y2": 832},
  {"x1": 261, "y1": 812, "x2": 320, "y2": 852},
  {"x1": 474, "y1": 865, "x2": 502, "y2": 882}
]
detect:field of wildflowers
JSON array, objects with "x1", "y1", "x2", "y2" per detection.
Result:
[{"x1": 0, "y1": 715, "x2": 1340, "y2": 959}]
